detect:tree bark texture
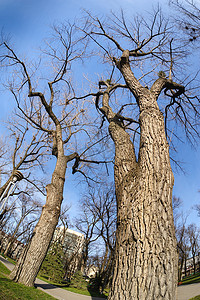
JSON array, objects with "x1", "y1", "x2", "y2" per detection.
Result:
[
  {"x1": 10, "y1": 127, "x2": 67, "y2": 287},
  {"x1": 107, "y1": 51, "x2": 178, "y2": 300}
]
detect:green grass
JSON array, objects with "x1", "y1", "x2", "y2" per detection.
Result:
[
  {"x1": 1, "y1": 254, "x2": 108, "y2": 299},
  {"x1": 0, "y1": 260, "x2": 11, "y2": 275},
  {"x1": 64, "y1": 286, "x2": 108, "y2": 298},
  {"x1": 189, "y1": 296, "x2": 200, "y2": 300},
  {"x1": 180, "y1": 272, "x2": 200, "y2": 285},
  {"x1": 0, "y1": 253, "x2": 17, "y2": 265},
  {"x1": 0, "y1": 262, "x2": 55, "y2": 300},
  {"x1": 38, "y1": 275, "x2": 108, "y2": 298}
]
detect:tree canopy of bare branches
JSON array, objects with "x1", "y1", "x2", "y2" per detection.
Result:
[{"x1": 0, "y1": 23, "x2": 105, "y2": 287}]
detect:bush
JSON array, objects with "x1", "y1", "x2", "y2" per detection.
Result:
[{"x1": 69, "y1": 271, "x2": 88, "y2": 290}]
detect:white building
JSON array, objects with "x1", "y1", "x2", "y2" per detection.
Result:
[{"x1": 53, "y1": 227, "x2": 85, "y2": 278}]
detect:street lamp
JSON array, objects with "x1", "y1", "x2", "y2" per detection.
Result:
[{"x1": 0, "y1": 170, "x2": 24, "y2": 213}]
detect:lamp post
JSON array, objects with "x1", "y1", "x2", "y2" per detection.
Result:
[{"x1": 0, "y1": 170, "x2": 24, "y2": 213}]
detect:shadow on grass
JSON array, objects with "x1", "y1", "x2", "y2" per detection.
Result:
[
  {"x1": 0, "y1": 277, "x2": 11, "y2": 282},
  {"x1": 35, "y1": 282, "x2": 107, "y2": 299},
  {"x1": 180, "y1": 273, "x2": 200, "y2": 286},
  {"x1": 87, "y1": 287, "x2": 107, "y2": 299},
  {"x1": 38, "y1": 275, "x2": 108, "y2": 299},
  {"x1": 35, "y1": 282, "x2": 107, "y2": 298},
  {"x1": 181, "y1": 278, "x2": 200, "y2": 285},
  {"x1": 35, "y1": 282, "x2": 61, "y2": 290}
]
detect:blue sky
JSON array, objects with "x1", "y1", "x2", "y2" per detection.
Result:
[{"x1": 0, "y1": 0, "x2": 199, "y2": 225}]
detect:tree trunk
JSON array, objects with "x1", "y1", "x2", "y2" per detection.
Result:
[
  {"x1": 178, "y1": 256, "x2": 184, "y2": 282},
  {"x1": 9, "y1": 152, "x2": 67, "y2": 286},
  {"x1": 184, "y1": 255, "x2": 187, "y2": 277},
  {"x1": 108, "y1": 95, "x2": 177, "y2": 299},
  {"x1": 193, "y1": 255, "x2": 196, "y2": 274}
]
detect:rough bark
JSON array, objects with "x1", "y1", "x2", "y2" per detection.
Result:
[
  {"x1": 104, "y1": 51, "x2": 179, "y2": 300},
  {"x1": 9, "y1": 126, "x2": 68, "y2": 286},
  {"x1": 108, "y1": 103, "x2": 177, "y2": 300}
]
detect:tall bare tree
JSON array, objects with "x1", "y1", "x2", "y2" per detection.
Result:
[
  {"x1": 75, "y1": 185, "x2": 116, "y2": 289},
  {"x1": 187, "y1": 223, "x2": 200, "y2": 275},
  {"x1": 81, "y1": 9, "x2": 200, "y2": 299},
  {"x1": 0, "y1": 23, "x2": 99, "y2": 286},
  {"x1": 176, "y1": 213, "x2": 189, "y2": 281},
  {"x1": 84, "y1": 186, "x2": 116, "y2": 294}
]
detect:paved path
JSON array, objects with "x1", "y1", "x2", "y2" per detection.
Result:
[
  {"x1": 178, "y1": 283, "x2": 200, "y2": 300},
  {"x1": 2, "y1": 255, "x2": 200, "y2": 300},
  {"x1": 0, "y1": 255, "x2": 103, "y2": 300}
]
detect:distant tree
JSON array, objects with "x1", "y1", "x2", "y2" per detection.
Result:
[
  {"x1": 176, "y1": 213, "x2": 190, "y2": 281},
  {"x1": 172, "y1": 196, "x2": 183, "y2": 231},
  {"x1": 187, "y1": 223, "x2": 200, "y2": 275},
  {"x1": 76, "y1": 186, "x2": 116, "y2": 294},
  {"x1": 75, "y1": 195, "x2": 100, "y2": 273},
  {"x1": 3, "y1": 194, "x2": 41, "y2": 256},
  {"x1": 195, "y1": 202, "x2": 200, "y2": 218}
]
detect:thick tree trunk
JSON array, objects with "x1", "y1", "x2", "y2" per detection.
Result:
[
  {"x1": 9, "y1": 153, "x2": 67, "y2": 286},
  {"x1": 108, "y1": 99, "x2": 177, "y2": 299}
]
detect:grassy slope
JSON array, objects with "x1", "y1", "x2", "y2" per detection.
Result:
[
  {"x1": 38, "y1": 275, "x2": 108, "y2": 298},
  {"x1": 2, "y1": 257, "x2": 200, "y2": 300},
  {"x1": 0, "y1": 262, "x2": 55, "y2": 300},
  {"x1": 0, "y1": 255, "x2": 107, "y2": 299},
  {"x1": 181, "y1": 272, "x2": 200, "y2": 285}
]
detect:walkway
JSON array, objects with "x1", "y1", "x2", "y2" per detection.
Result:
[
  {"x1": 0, "y1": 255, "x2": 103, "y2": 300},
  {"x1": 2, "y1": 256, "x2": 200, "y2": 300},
  {"x1": 178, "y1": 282, "x2": 200, "y2": 300}
]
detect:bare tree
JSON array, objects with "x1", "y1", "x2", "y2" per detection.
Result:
[
  {"x1": 187, "y1": 223, "x2": 200, "y2": 275},
  {"x1": 172, "y1": 196, "x2": 183, "y2": 229},
  {"x1": 0, "y1": 115, "x2": 47, "y2": 224},
  {"x1": 3, "y1": 193, "x2": 41, "y2": 256},
  {"x1": 170, "y1": 0, "x2": 200, "y2": 42},
  {"x1": 80, "y1": 8, "x2": 200, "y2": 299},
  {"x1": 87, "y1": 187, "x2": 116, "y2": 294},
  {"x1": 0, "y1": 115, "x2": 47, "y2": 198},
  {"x1": 75, "y1": 195, "x2": 101, "y2": 273},
  {"x1": 176, "y1": 213, "x2": 189, "y2": 281},
  {"x1": 0, "y1": 23, "x2": 99, "y2": 286},
  {"x1": 75, "y1": 185, "x2": 116, "y2": 293}
]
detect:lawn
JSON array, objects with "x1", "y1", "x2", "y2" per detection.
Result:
[
  {"x1": 0, "y1": 261, "x2": 55, "y2": 300},
  {"x1": 180, "y1": 272, "x2": 200, "y2": 285},
  {"x1": 0, "y1": 254, "x2": 108, "y2": 299},
  {"x1": 189, "y1": 297, "x2": 200, "y2": 300},
  {"x1": 38, "y1": 274, "x2": 108, "y2": 298}
]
